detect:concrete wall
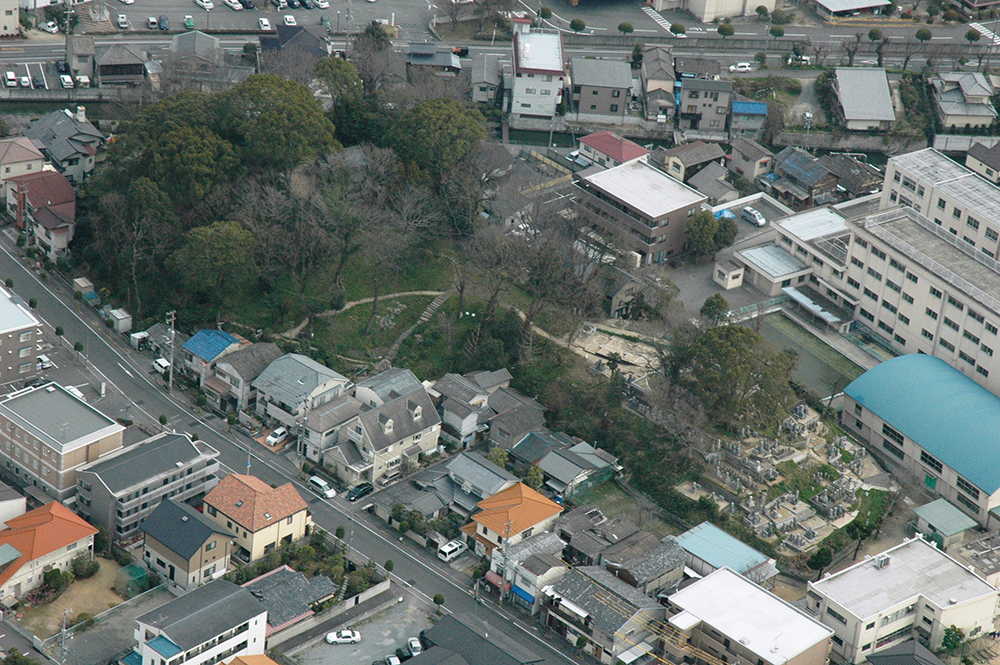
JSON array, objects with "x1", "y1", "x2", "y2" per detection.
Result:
[{"x1": 773, "y1": 132, "x2": 926, "y2": 155}]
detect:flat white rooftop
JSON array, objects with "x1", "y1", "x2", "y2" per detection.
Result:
[
  {"x1": 776, "y1": 207, "x2": 848, "y2": 241},
  {"x1": 0, "y1": 286, "x2": 39, "y2": 336},
  {"x1": 514, "y1": 31, "x2": 564, "y2": 75},
  {"x1": 583, "y1": 160, "x2": 706, "y2": 220},
  {"x1": 810, "y1": 537, "x2": 997, "y2": 619},
  {"x1": 669, "y1": 568, "x2": 833, "y2": 665},
  {"x1": 739, "y1": 245, "x2": 808, "y2": 278}
]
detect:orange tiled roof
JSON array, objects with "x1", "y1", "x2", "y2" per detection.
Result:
[
  {"x1": 468, "y1": 483, "x2": 562, "y2": 539},
  {"x1": 0, "y1": 502, "x2": 98, "y2": 587},
  {"x1": 460, "y1": 522, "x2": 498, "y2": 555},
  {"x1": 226, "y1": 656, "x2": 281, "y2": 665},
  {"x1": 204, "y1": 474, "x2": 308, "y2": 533}
]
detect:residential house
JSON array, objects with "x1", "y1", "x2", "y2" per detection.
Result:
[
  {"x1": 354, "y1": 367, "x2": 423, "y2": 408},
  {"x1": 444, "y1": 451, "x2": 518, "y2": 514},
  {"x1": 370, "y1": 466, "x2": 449, "y2": 525},
  {"x1": 604, "y1": 537, "x2": 686, "y2": 597},
  {"x1": 577, "y1": 131, "x2": 649, "y2": 169},
  {"x1": 541, "y1": 566, "x2": 666, "y2": 665},
  {"x1": 163, "y1": 31, "x2": 254, "y2": 93},
  {"x1": 141, "y1": 499, "x2": 233, "y2": 590},
  {"x1": 808, "y1": 536, "x2": 999, "y2": 663},
  {"x1": 0, "y1": 0, "x2": 17, "y2": 37},
  {"x1": 675, "y1": 522, "x2": 779, "y2": 584},
  {"x1": 489, "y1": 531, "x2": 567, "y2": 614},
  {"x1": 572, "y1": 159, "x2": 708, "y2": 264},
  {"x1": 75, "y1": 431, "x2": 220, "y2": 539},
  {"x1": 931, "y1": 72, "x2": 997, "y2": 130},
  {"x1": 24, "y1": 108, "x2": 103, "y2": 183},
  {"x1": 640, "y1": 46, "x2": 675, "y2": 121},
  {"x1": 427, "y1": 369, "x2": 511, "y2": 446},
  {"x1": 510, "y1": 22, "x2": 565, "y2": 119},
  {"x1": 421, "y1": 613, "x2": 544, "y2": 665},
  {"x1": 511, "y1": 430, "x2": 581, "y2": 467},
  {"x1": 133, "y1": 580, "x2": 267, "y2": 665},
  {"x1": 965, "y1": 141, "x2": 1000, "y2": 183},
  {"x1": 667, "y1": 568, "x2": 833, "y2": 665},
  {"x1": 203, "y1": 474, "x2": 312, "y2": 562},
  {"x1": 326, "y1": 388, "x2": 441, "y2": 486},
  {"x1": 241, "y1": 565, "x2": 336, "y2": 636},
  {"x1": 688, "y1": 162, "x2": 739, "y2": 205},
  {"x1": 554, "y1": 505, "x2": 640, "y2": 566},
  {"x1": 203, "y1": 342, "x2": 282, "y2": 413},
  {"x1": 0, "y1": 137, "x2": 45, "y2": 196},
  {"x1": 677, "y1": 79, "x2": 733, "y2": 133},
  {"x1": 834, "y1": 67, "x2": 895, "y2": 131},
  {"x1": 730, "y1": 98, "x2": 769, "y2": 141},
  {"x1": 460, "y1": 482, "x2": 562, "y2": 557},
  {"x1": 486, "y1": 387, "x2": 546, "y2": 450},
  {"x1": 535, "y1": 441, "x2": 617, "y2": 497},
  {"x1": 182, "y1": 329, "x2": 243, "y2": 389},
  {"x1": 651, "y1": 141, "x2": 726, "y2": 183},
  {"x1": 259, "y1": 25, "x2": 331, "y2": 69},
  {"x1": 96, "y1": 44, "x2": 146, "y2": 86},
  {"x1": 0, "y1": 382, "x2": 124, "y2": 502},
  {"x1": 570, "y1": 58, "x2": 631, "y2": 122},
  {"x1": 404, "y1": 43, "x2": 461, "y2": 76},
  {"x1": 227, "y1": 656, "x2": 284, "y2": 665},
  {"x1": 5, "y1": 169, "x2": 76, "y2": 261},
  {"x1": 728, "y1": 137, "x2": 774, "y2": 181},
  {"x1": 302, "y1": 394, "x2": 364, "y2": 463},
  {"x1": 0, "y1": 502, "x2": 97, "y2": 603},
  {"x1": 472, "y1": 53, "x2": 509, "y2": 105},
  {"x1": 66, "y1": 36, "x2": 95, "y2": 81},
  {"x1": 253, "y1": 353, "x2": 351, "y2": 427},
  {"x1": 911, "y1": 498, "x2": 977, "y2": 550},
  {"x1": 673, "y1": 57, "x2": 720, "y2": 80},
  {"x1": 817, "y1": 153, "x2": 882, "y2": 199},
  {"x1": 769, "y1": 146, "x2": 839, "y2": 208},
  {"x1": 599, "y1": 264, "x2": 644, "y2": 318}
]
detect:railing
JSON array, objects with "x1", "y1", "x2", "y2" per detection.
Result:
[
  {"x1": 841, "y1": 321, "x2": 899, "y2": 361},
  {"x1": 728, "y1": 295, "x2": 789, "y2": 318}
]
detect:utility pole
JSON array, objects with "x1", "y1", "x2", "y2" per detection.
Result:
[
  {"x1": 498, "y1": 519, "x2": 511, "y2": 607},
  {"x1": 166, "y1": 310, "x2": 176, "y2": 392},
  {"x1": 60, "y1": 607, "x2": 71, "y2": 665},
  {"x1": 297, "y1": 416, "x2": 308, "y2": 470}
]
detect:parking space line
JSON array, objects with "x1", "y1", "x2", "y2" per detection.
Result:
[{"x1": 37, "y1": 63, "x2": 47, "y2": 89}]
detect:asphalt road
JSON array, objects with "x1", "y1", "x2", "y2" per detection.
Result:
[{"x1": 0, "y1": 234, "x2": 578, "y2": 665}]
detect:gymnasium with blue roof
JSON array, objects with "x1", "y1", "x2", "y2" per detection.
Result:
[{"x1": 843, "y1": 354, "x2": 1000, "y2": 527}]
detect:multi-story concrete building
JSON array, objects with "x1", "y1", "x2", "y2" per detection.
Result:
[
  {"x1": 133, "y1": 580, "x2": 267, "y2": 665},
  {"x1": 572, "y1": 159, "x2": 708, "y2": 265},
  {"x1": 808, "y1": 536, "x2": 999, "y2": 663},
  {"x1": 666, "y1": 568, "x2": 833, "y2": 665},
  {"x1": 570, "y1": 58, "x2": 631, "y2": 122},
  {"x1": 842, "y1": 354, "x2": 1000, "y2": 526},
  {"x1": 0, "y1": 285, "x2": 41, "y2": 386},
  {"x1": 0, "y1": 382, "x2": 124, "y2": 502},
  {"x1": 75, "y1": 432, "x2": 220, "y2": 539},
  {"x1": 509, "y1": 21, "x2": 565, "y2": 119}
]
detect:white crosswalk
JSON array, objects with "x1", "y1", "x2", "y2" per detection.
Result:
[
  {"x1": 970, "y1": 22, "x2": 1000, "y2": 46},
  {"x1": 642, "y1": 6, "x2": 673, "y2": 32}
]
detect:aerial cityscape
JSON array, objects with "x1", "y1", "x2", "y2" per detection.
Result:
[{"x1": 0, "y1": 0, "x2": 998, "y2": 663}]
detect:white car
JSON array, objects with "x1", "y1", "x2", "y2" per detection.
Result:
[
  {"x1": 258, "y1": 17, "x2": 271, "y2": 29},
  {"x1": 315, "y1": 0, "x2": 329, "y2": 7},
  {"x1": 407, "y1": 638, "x2": 422, "y2": 656},
  {"x1": 117, "y1": 14, "x2": 130, "y2": 28},
  {"x1": 265, "y1": 426, "x2": 288, "y2": 445},
  {"x1": 119, "y1": 0, "x2": 135, "y2": 5},
  {"x1": 283, "y1": 14, "x2": 296, "y2": 24},
  {"x1": 384, "y1": 657, "x2": 401, "y2": 665},
  {"x1": 195, "y1": 0, "x2": 214, "y2": 9},
  {"x1": 39, "y1": 21, "x2": 59, "y2": 33},
  {"x1": 37, "y1": 354, "x2": 54, "y2": 369},
  {"x1": 729, "y1": 62, "x2": 752, "y2": 73},
  {"x1": 59, "y1": 74, "x2": 73, "y2": 89},
  {"x1": 325, "y1": 630, "x2": 361, "y2": 645},
  {"x1": 225, "y1": 0, "x2": 243, "y2": 8},
  {"x1": 4, "y1": 71, "x2": 16, "y2": 87},
  {"x1": 19, "y1": 76, "x2": 30, "y2": 88}
]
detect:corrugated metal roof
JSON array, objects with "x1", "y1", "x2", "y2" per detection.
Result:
[
  {"x1": 845, "y1": 354, "x2": 1000, "y2": 493},
  {"x1": 913, "y1": 499, "x2": 978, "y2": 537},
  {"x1": 835, "y1": 67, "x2": 895, "y2": 122},
  {"x1": 674, "y1": 522, "x2": 769, "y2": 574}
]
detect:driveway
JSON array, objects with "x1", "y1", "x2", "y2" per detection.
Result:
[{"x1": 788, "y1": 77, "x2": 820, "y2": 127}]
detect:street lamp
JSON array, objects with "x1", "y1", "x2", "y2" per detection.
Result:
[
  {"x1": 205, "y1": 7, "x2": 211, "y2": 30},
  {"x1": 336, "y1": 10, "x2": 340, "y2": 32}
]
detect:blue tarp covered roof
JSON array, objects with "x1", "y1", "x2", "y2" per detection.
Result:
[
  {"x1": 731, "y1": 101, "x2": 767, "y2": 116},
  {"x1": 183, "y1": 329, "x2": 239, "y2": 362}
]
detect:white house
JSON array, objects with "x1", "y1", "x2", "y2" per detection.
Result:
[{"x1": 510, "y1": 20, "x2": 565, "y2": 119}]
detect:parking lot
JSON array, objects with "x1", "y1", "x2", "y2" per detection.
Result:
[{"x1": 291, "y1": 599, "x2": 434, "y2": 665}]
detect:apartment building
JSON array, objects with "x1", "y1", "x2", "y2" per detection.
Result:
[
  {"x1": 842, "y1": 354, "x2": 1000, "y2": 526},
  {"x1": 572, "y1": 159, "x2": 708, "y2": 265},
  {"x1": 0, "y1": 285, "x2": 41, "y2": 386},
  {"x1": 808, "y1": 536, "x2": 999, "y2": 663},
  {"x1": 0, "y1": 382, "x2": 124, "y2": 501},
  {"x1": 510, "y1": 21, "x2": 565, "y2": 119},
  {"x1": 75, "y1": 432, "x2": 220, "y2": 539}
]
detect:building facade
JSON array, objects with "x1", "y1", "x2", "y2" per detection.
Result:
[
  {"x1": 570, "y1": 58, "x2": 631, "y2": 122},
  {"x1": 0, "y1": 285, "x2": 41, "y2": 386},
  {"x1": 141, "y1": 499, "x2": 233, "y2": 590},
  {"x1": 510, "y1": 22, "x2": 565, "y2": 118}
]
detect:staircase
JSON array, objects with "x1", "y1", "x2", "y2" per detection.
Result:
[{"x1": 383, "y1": 290, "x2": 454, "y2": 365}]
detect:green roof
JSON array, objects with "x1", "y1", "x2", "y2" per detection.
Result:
[{"x1": 913, "y1": 499, "x2": 977, "y2": 537}]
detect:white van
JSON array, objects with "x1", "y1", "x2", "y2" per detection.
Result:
[
  {"x1": 153, "y1": 357, "x2": 171, "y2": 373},
  {"x1": 308, "y1": 475, "x2": 336, "y2": 499},
  {"x1": 437, "y1": 540, "x2": 468, "y2": 562}
]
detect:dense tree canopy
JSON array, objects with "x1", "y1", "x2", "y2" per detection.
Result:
[{"x1": 392, "y1": 99, "x2": 487, "y2": 182}]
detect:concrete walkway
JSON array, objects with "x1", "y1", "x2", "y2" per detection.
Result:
[{"x1": 780, "y1": 307, "x2": 880, "y2": 372}]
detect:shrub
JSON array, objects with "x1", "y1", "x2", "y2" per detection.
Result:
[
  {"x1": 55, "y1": 326, "x2": 63, "y2": 337},
  {"x1": 539, "y1": 5, "x2": 551, "y2": 18},
  {"x1": 43, "y1": 569, "x2": 67, "y2": 592},
  {"x1": 335, "y1": 525, "x2": 345, "y2": 539},
  {"x1": 72, "y1": 555, "x2": 100, "y2": 579},
  {"x1": 73, "y1": 613, "x2": 96, "y2": 632}
]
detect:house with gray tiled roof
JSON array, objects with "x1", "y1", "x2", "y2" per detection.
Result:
[
  {"x1": 253, "y1": 354, "x2": 351, "y2": 427},
  {"x1": 966, "y1": 141, "x2": 1000, "y2": 184},
  {"x1": 95, "y1": 44, "x2": 146, "y2": 87},
  {"x1": 205, "y1": 342, "x2": 282, "y2": 413},
  {"x1": 428, "y1": 369, "x2": 512, "y2": 446},
  {"x1": 241, "y1": 565, "x2": 336, "y2": 636},
  {"x1": 490, "y1": 531, "x2": 568, "y2": 615},
  {"x1": 24, "y1": 107, "x2": 103, "y2": 183},
  {"x1": 303, "y1": 394, "x2": 364, "y2": 463},
  {"x1": 535, "y1": 441, "x2": 618, "y2": 497},
  {"x1": 604, "y1": 537, "x2": 686, "y2": 597},
  {"x1": 487, "y1": 387, "x2": 545, "y2": 450},
  {"x1": 931, "y1": 72, "x2": 997, "y2": 130},
  {"x1": 571, "y1": 58, "x2": 632, "y2": 122},
  {"x1": 141, "y1": 499, "x2": 233, "y2": 591}
]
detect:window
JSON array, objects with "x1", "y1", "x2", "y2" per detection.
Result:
[
  {"x1": 590, "y1": 105, "x2": 597, "y2": 110},
  {"x1": 872, "y1": 247, "x2": 886, "y2": 260},
  {"x1": 883, "y1": 440, "x2": 905, "y2": 460},
  {"x1": 886, "y1": 279, "x2": 901, "y2": 293},
  {"x1": 863, "y1": 644, "x2": 872, "y2": 652},
  {"x1": 890, "y1": 258, "x2": 906, "y2": 271},
  {"x1": 18, "y1": 332, "x2": 30, "y2": 342},
  {"x1": 894, "y1": 334, "x2": 906, "y2": 346},
  {"x1": 922, "y1": 329, "x2": 934, "y2": 341},
  {"x1": 940, "y1": 339, "x2": 955, "y2": 352},
  {"x1": 894, "y1": 172, "x2": 901, "y2": 183},
  {"x1": 944, "y1": 317, "x2": 959, "y2": 332},
  {"x1": 930, "y1": 286, "x2": 942, "y2": 298},
  {"x1": 968, "y1": 217, "x2": 981, "y2": 230},
  {"x1": 610, "y1": 104, "x2": 618, "y2": 112},
  {"x1": 957, "y1": 476, "x2": 981, "y2": 499},
  {"x1": 902, "y1": 177, "x2": 916, "y2": 191},
  {"x1": 947, "y1": 295, "x2": 964, "y2": 311},
  {"x1": 988, "y1": 322, "x2": 998, "y2": 335},
  {"x1": 866, "y1": 622, "x2": 876, "y2": 631},
  {"x1": 207, "y1": 505, "x2": 217, "y2": 517},
  {"x1": 964, "y1": 331, "x2": 980, "y2": 345},
  {"x1": 860, "y1": 308, "x2": 875, "y2": 322},
  {"x1": 970, "y1": 309, "x2": 985, "y2": 324},
  {"x1": 925, "y1": 308, "x2": 938, "y2": 320},
  {"x1": 864, "y1": 288, "x2": 879, "y2": 301},
  {"x1": 847, "y1": 277, "x2": 861, "y2": 289},
  {"x1": 953, "y1": 206, "x2": 963, "y2": 218},
  {"x1": 17, "y1": 363, "x2": 30, "y2": 374},
  {"x1": 956, "y1": 492, "x2": 980, "y2": 513},
  {"x1": 987, "y1": 227, "x2": 999, "y2": 242},
  {"x1": 612, "y1": 89, "x2": 621, "y2": 98},
  {"x1": 851, "y1": 257, "x2": 864, "y2": 269},
  {"x1": 540, "y1": 89, "x2": 551, "y2": 95},
  {"x1": 906, "y1": 272, "x2": 918, "y2": 284},
  {"x1": 881, "y1": 301, "x2": 897, "y2": 314},
  {"x1": 524, "y1": 87, "x2": 536, "y2": 94},
  {"x1": 206, "y1": 541, "x2": 216, "y2": 551},
  {"x1": 960, "y1": 351, "x2": 976, "y2": 365},
  {"x1": 826, "y1": 607, "x2": 848, "y2": 625},
  {"x1": 287, "y1": 516, "x2": 293, "y2": 524},
  {"x1": 878, "y1": 321, "x2": 893, "y2": 335},
  {"x1": 882, "y1": 423, "x2": 904, "y2": 445},
  {"x1": 977, "y1": 365, "x2": 990, "y2": 377},
  {"x1": 832, "y1": 635, "x2": 844, "y2": 647},
  {"x1": 867, "y1": 267, "x2": 882, "y2": 281},
  {"x1": 982, "y1": 344, "x2": 993, "y2": 356},
  {"x1": 898, "y1": 314, "x2": 910, "y2": 325},
  {"x1": 890, "y1": 191, "x2": 898, "y2": 202},
  {"x1": 920, "y1": 450, "x2": 943, "y2": 473}
]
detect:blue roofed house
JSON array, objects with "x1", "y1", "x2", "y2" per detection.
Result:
[
  {"x1": 730, "y1": 97, "x2": 768, "y2": 141},
  {"x1": 181, "y1": 329, "x2": 243, "y2": 388},
  {"x1": 253, "y1": 353, "x2": 351, "y2": 428},
  {"x1": 842, "y1": 354, "x2": 1000, "y2": 528},
  {"x1": 674, "y1": 522, "x2": 779, "y2": 585}
]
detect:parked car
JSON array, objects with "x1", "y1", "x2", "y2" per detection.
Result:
[
  {"x1": 320, "y1": 14, "x2": 330, "y2": 31},
  {"x1": 325, "y1": 630, "x2": 361, "y2": 644},
  {"x1": 308, "y1": 476, "x2": 336, "y2": 499},
  {"x1": 265, "y1": 426, "x2": 288, "y2": 445},
  {"x1": 119, "y1": 0, "x2": 135, "y2": 5},
  {"x1": 117, "y1": 14, "x2": 130, "y2": 28},
  {"x1": 195, "y1": 0, "x2": 214, "y2": 8},
  {"x1": 239, "y1": 0, "x2": 257, "y2": 8},
  {"x1": 19, "y1": 76, "x2": 30, "y2": 88},
  {"x1": 258, "y1": 16, "x2": 271, "y2": 28},
  {"x1": 407, "y1": 638, "x2": 422, "y2": 657},
  {"x1": 59, "y1": 74, "x2": 73, "y2": 89},
  {"x1": 283, "y1": 14, "x2": 296, "y2": 24},
  {"x1": 729, "y1": 62, "x2": 752, "y2": 73},
  {"x1": 153, "y1": 357, "x2": 171, "y2": 373},
  {"x1": 39, "y1": 21, "x2": 58, "y2": 33},
  {"x1": 4, "y1": 71, "x2": 17, "y2": 87},
  {"x1": 225, "y1": 0, "x2": 243, "y2": 9},
  {"x1": 31, "y1": 76, "x2": 44, "y2": 89},
  {"x1": 302, "y1": 0, "x2": 314, "y2": 9},
  {"x1": 55, "y1": 60, "x2": 69, "y2": 73},
  {"x1": 346, "y1": 482, "x2": 374, "y2": 502},
  {"x1": 384, "y1": 656, "x2": 401, "y2": 665},
  {"x1": 270, "y1": 0, "x2": 287, "y2": 9},
  {"x1": 742, "y1": 206, "x2": 766, "y2": 227},
  {"x1": 315, "y1": 0, "x2": 329, "y2": 7},
  {"x1": 37, "y1": 354, "x2": 54, "y2": 369},
  {"x1": 158, "y1": 14, "x2": 169, "y2": 29},
  {"x1": 146, "y1": 16, "x2": 158, "y2": 28}
]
